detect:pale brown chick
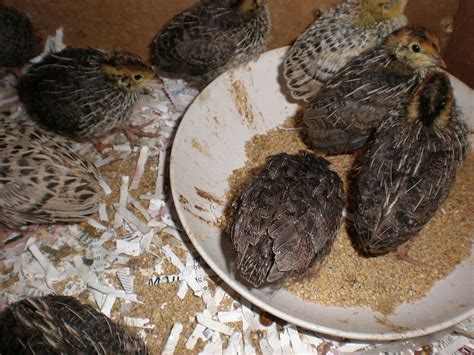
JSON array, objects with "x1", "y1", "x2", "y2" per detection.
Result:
[
  {"x1": 0, "y1": 112, "x2": 104, "y2": 232},
  {"x1": 303, "y1": 26, "x2": 446, "y2": 155},
  {"x1": 150, "y1": 0, "x2": 271, "y2": 89},
  {"x1": 284, "y1": 0, "x2": 408, "y2": 101}
]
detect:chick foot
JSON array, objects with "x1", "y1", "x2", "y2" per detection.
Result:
[
  {"x1": 391, "y1": 242, "x2": 429, "y2": 268},
  {"x1": 91, "y1": 137, "x2": 113, "y2": 157},
  {"x1": 1, "y1": 226, "x2": 37, "y2": 249},
  {"x1": 122, "y1": 121, "x2": 160, "y2": 145}
]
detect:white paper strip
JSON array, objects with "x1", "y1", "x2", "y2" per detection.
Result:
[
  {"x1": 162, "y1": 323, "x2": 183, "y2": 355},
  {"x1": 128, "y1": 195, "x2": 152, "y2": 222},
  {"x1": 213, "y1": 286, "x2": 227, "y2": 307},
  {"x1": 202, "y1": 290, "x2": 217, "y2": 314},
  {"x1": 266, "y1": 323, "x2": 282, "y2": 354},
  {"x1": 123, "y1": 316, "x2": 156, "y2": 329},
  {"x1": 259, "y1": 338, "x2": 274, "y2": 355},
  {"x1": 25, "y1": 238, "x2": 60, "y2": 282},
  {"x1": 217, "y1": 310, "x2": 243, "y2": 323},
  {"x1": 186, "y1": 323, "x2": 207, "y2": 350},
  {"x1": 196, "y1": 311, "x2": 233, "y2": 336},
  {"x1": 87, "y1": 218, "x2": 107, "y2": 230},
  {"x1": 279, "y1": 327, "x2": 292, "y2": 354},
  {"x1": 200, "y1": 333, "x2": 223, "y2": 355},
  {"x1": 155, "y1": 149, "x2": 167, "y2": 199},
  {"x1": 98, "y1": 203, "x2": 109, "y2": 222},
  {"x1": 100, "y1": 294, "x2": 116, "y2": 317},
  {"x1": 116, "y1": 238, "x2": 141, "y2": 256},
  {"x1": 99, "y1": 179, "x2": 112, "y2": 195},
  {"x1": 118, "y1": 206, "x2": 150, "y2": 234},
  {"x1": 113, "y1": 144, "x2": 132, "y2": 153},
  {"x1": 223, "y1": 332, "x2": 244, "y2": 355},
  {"x1": 114, "y1": 176, "x2": 129, "y2": 228},
  {"x1": 286, "y1": 325, "x2": 310, "y2": 354},
  {"x1": 95, "y1": 156, "x2": 116, "y2": 168},
  {"x1": 116, "y1": 268, "x2": 134, "y2": 294},
  {"x1": 177, "y1": 281, "x2": 189, "y2": 299},
  {"x1": 87, "y1": 282, "x2": 142, "y2": 304},
  {"x1": 130, "y1": 146, "x2": 149, "y2": 190},
  {"x1": 162, "y1": 245, "x2": 185, "y2": 271}
]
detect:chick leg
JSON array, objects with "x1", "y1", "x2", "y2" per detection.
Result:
[
  {"x1": 122, "y1": 121, "x2": 160, "y2": 145},
  {"x1": 1, "y1": 226, "x2": 37, "y2": 248},
  {"x1": 392, "y1": 240, "x2": 429, "y2": 268},
  {"x1": 91, "y1": 137, "x2": 113, "y2": 157}
]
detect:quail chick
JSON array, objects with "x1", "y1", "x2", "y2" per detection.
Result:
[
  {"x1": 354, "y1": 71, "x2": 467, "y2": 258},
  {"x1": 150, "y1": 0, "x2": 271, "y2": 89},
  {"x1": 284, "y1": 0, "x2": 408, "y2": 101},
  {"x1": 0, "y1": 295, "x2": 149, "y2": 354},
  {"x1": 0, "y1": 113, "x2": 104, "y2": 231},
  {"x1": 231, "y1": 152, "x2": 344, "y2": 287},
  {"x1": 18, "y1": 47, "x2": 156, "y2": 144},
  {"x1": 0, "y1": 4, "x2": 38, "y2": 68},
  {"x1": 303, "y1": 26, "x2": 446, "y2": 154}
]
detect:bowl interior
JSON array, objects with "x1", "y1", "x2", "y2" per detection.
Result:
[{"x1": 170, "y1": 47, "x2": 474, "y2": 341}]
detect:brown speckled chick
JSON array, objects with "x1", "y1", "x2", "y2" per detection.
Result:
[
  {"x1": 303, "y1": 26, "x2": 446, "y2": 155},
  {"x1": 0, "y1": 295, "x2": 150, "y2": 354},
  {"x1": 354, "y1": 71, "x2": 467, "y2": 257},
  {"x1": 0, "y1": 112, "x2": 103, "y2": 232},
  {"x1": 18, "y1": 47, "x2": 156, "y2": 145},
  {"x1": 0, "y1": 4, "x2": 38, "y2": 68},
  {"x1": 284, "y1": 0, "x2": 408, "y2": 101},
  {"x1": 231, "y1": 152, "x2": 344, "y2": 287},
  {"x1": 150, "y1": 0, "x2": 271, "y2": 89}
]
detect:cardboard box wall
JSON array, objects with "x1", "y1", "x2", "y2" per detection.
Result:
[{"x1": 4, "y1": 0, "x2": 473, "y2": 87}]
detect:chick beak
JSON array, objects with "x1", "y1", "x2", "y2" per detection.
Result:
[{"x1": 434, "y1": 54, "x2": 447, "y2": 69}]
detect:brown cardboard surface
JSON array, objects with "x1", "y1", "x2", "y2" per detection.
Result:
[
  {"x1": 443, "y1": 0, "x2": 474, "y2": 88},
  {"x1": 3, "y1": 0, "x2": 470, "y2": 85}
]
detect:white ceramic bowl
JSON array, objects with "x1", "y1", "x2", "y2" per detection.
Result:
[{"x1": 170, "y1": 47, "x2": 474, "y2": 341}]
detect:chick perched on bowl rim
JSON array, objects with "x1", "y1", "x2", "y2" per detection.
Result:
[
  {"x1": 150, "y1": 0, "x2": 271, "y2": 89},
  {"x1": 353, "y1": 71, "x2": 467, "y2": 260},
  {"x1": 0, "y1": 4, "x2": 38, "y2": 69},
  {"x1": 303, "y1": 26, "x2": 446, "y2": 155},
  {"x1": 0, "y1": 294, "x2": 150, "y2": 354},
  {"x1": 231, "y1": 152, "x2": 344, "y2": 287},
  {"x1": 284, "y1": 0, "x2": 408, "y2": 101},
  {"x1": 18, "y1": 47, "x2": 156, "y2": 150},
  {"x1": 0, "y1": 112, "x2": 104, "y2": 239}
]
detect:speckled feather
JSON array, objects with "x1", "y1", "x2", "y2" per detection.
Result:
[
  {"x1": 0, "y1": 113, "x2": 103, "y2": 229},
  {"x1": 231, "y1": 152, "x2": 344, "y2": 287},
  {"x1": 284, "y1": 0, "x2": 407, "y2": 101},
  {"x1": 0, "y1": 4, "x2": 38, "y2": 68},
  {"x1": 354, "y1": 72, "x2": 467, "y2": 255},
  {"x1": 303, "y1": 26, "x2": 445, "y2": 154},
  {"x1": 18, "y1": 47, "x2": 155, "y2": 140},
  {"x1": 150, "y1": 0, "x2": 271, "y2": 88},
  {"x1": 0, "y1": 295, "x2": 149, "y2": 354}
]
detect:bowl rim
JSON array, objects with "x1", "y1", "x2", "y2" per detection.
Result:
[{"x1": 169, "y1": 46, "x2": 474, "y2": 341}]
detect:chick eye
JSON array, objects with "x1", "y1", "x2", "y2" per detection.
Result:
[
  {"x1": 411, "y1": 44, "x2": 421, "y2": 53},
  {"x1": 133, "y1": 74, "x2": 143, "y2": 81}
]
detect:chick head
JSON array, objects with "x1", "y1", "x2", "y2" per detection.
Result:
[
  {"x1": 364, "y1": 0, "x2": 408, "y2": 20},
  {"x1": 386, "y1": 26, "x2": 446, "y2": 71},
  {"x1": 102, "y1": 53, "x2": 156, "y2": 91},
  {"x1": 408, "y1": 72, "x2": 453, "y2": 128}
]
